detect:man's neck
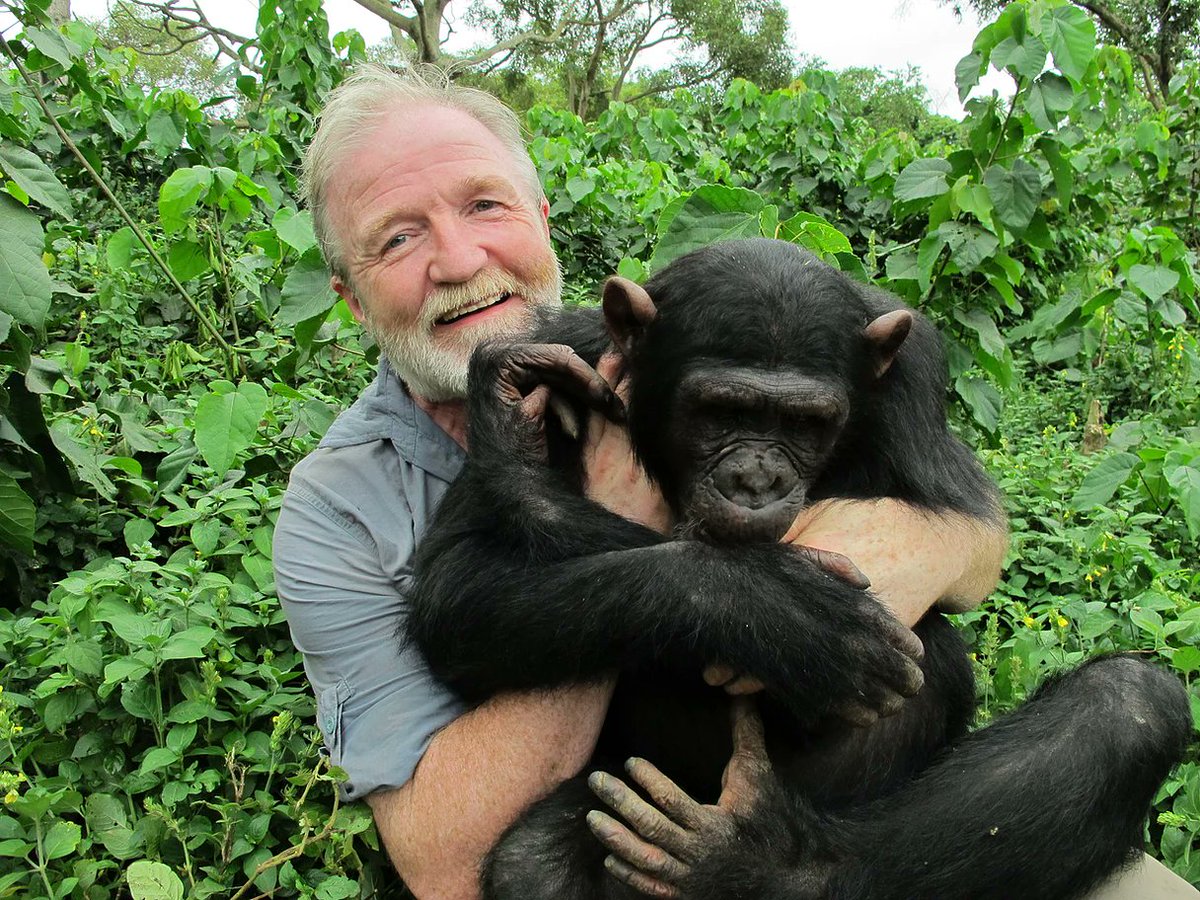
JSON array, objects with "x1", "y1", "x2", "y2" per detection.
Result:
[{"x1": 413, "y1": 394, "x2": 469, "y2": 449}]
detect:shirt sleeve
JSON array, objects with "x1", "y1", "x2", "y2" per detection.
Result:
[{"x1": 273, "y1": 445, "x2": 464, "y2": 800}]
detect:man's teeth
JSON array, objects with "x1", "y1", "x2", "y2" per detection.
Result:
[{"x1": 437, "y1": 292, "x2": 512, "y2": 324}]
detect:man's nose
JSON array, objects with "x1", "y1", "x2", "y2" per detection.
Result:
[{"x1": 427, "y1": 218, "x2": 488, "y2": 284}]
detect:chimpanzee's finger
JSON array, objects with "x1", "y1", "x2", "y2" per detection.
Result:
[
  {"x1": 588, "y1": 772, "x2": 690, "y2": 852},
  {"x1": 832, "y1": 699, "x2": 880, "y2": 728},
  {"x1": 586, "y1": 810, "x2": 690, "y2": 883},
  {"x1": 720, "y1": 698, "x2": 769, "y2": 810},
  {"x1": 703, "y1": 664, "x2": 735, "y2": 687},
  {"x1": 498, "y1": 344, "x2": 625, "y2": 421},
  {"x1": 730, "y1": 697, "x2": 767, "y2": 758},
  {"x1": 724, "y1": 675, "x2": 766, "y2": 695},
  {"x1": 602, "y1": 855, "x2": 683, "y2": 898},
  {"x1": 624, "y1": 758, "x2": 708, "y2": 832},
  {"x1": 791, "y1": 545, "x2": 871, "y2": 589},
  {"x1": 520, "y1": 384, "x2": 551, "y2": 424}
]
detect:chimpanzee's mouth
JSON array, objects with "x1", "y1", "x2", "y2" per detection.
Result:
[{"x1": 436, "y1": 292, "x2": 513, "y2": 325}]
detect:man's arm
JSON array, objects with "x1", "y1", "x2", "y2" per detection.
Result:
[
  {"x1": 368, "y1": 683, "x2": 613, "y2": 899},
  {"x1": 785, "y1": 498, "x2": 1008, "y2": 626}
]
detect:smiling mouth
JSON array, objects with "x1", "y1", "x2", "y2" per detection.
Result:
[{"x1": 436, "y1": 292, "x2": 513, "y2": 325}]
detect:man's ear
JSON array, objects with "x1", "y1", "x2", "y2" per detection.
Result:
[
  {"x1": 332, "y1": 274, "x2": 366, "y2": 325},
  {"x1": 602, "y1": 277, "x2": 657, "y2": 357},
  {"x1": 539, "y1": 195, "x2": 551, "y2": 239},
  {"x1": 863, "y1": 309, "x2": 913, "y2": 377}
]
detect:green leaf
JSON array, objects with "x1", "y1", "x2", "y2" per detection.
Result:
[
  {"x1": 41, "y1": 820, "x2": 81, "y2": 860},
  {"x1": 1072, "y1": 452, "x2": 1140, "y2": 508},
  {"x1": 1042, "y1": 5, "x2": 1097, "y2": 82},
  {"x1": 167, "y1": 240, "x2": 211, "y2": 281},
  {"x1": 648, "y1": 185, "x2": 765, "y2": 273},
  {"x1": 193, "y1": 382, "x2": 269, "y2": 476},
  {"x1": 1165, "y1": 460, "x2": 1200, "y2": 540},
  {"x1": 158, "y1": 167, "x2": 213, "y2": 236},
  {"x1": 566, "y1": 175, "x2": 595, "y2": 202},
  {"x1": 1113, "y1": 291, "x2": 1147, "y2": 327},
  {"x1": 893, "y1": 159, "x2": 951, "y2": 202},
  {"x1": 1128, "y1": 264, "x2": 1179, "y2": 302},
  {"x1": 43, "y1": 690, "x2": 87, "y2": 731},
  {"x1": 0, "y1": 470, "x2": 35, "y2": 555},
  {"x1": 0, "y1": 144, "x2": 73, "y2": 218},
  {"x1": 104, "y1": 656, "x2": 151, "y2": 686},
  {"x1": 990, "y1": 32, "x2": 1048, "y2": 80},
  {"x1": 107, "y1": 226, "x2": 139, "y2": 270},
  {"x1": 87, "y1": 794, "x2": 143, "y2": 861},
  {"x1": 315, "y1": 876, "x2": 360, "y2": 900},
  {"x1": 280, "y1": 248, "x2": 336, "y2": 325},
  {"x1": 191, "y1": 518, "x2": 220, "y2": 556},
  {"x1": 124, "y1": 518, "x2": 155, "y2": 552},
  {"x1": 24, "y1": 27, "x2": 78, "y2": 68},
  {"x1": 63, "y1": 640, "x2": 103, "y2": 677},
  {"x1": 156, "y1": 443, "x2": 197, "y2": 494},
  {"x1": 955, "y1": 52, "x2": 984, "y2": 101},
  {"x1": 0, "y1": 194, "x2": 52, "y2": 328},
  {"x1": 954, "y1": 308, "x2": 1006, "y2": 358},
  {"x1": 939, "y1": 222, "x2": 999, "y2": 274},
  {"x1": 126, "y1": 860, "x2": 185, "y2": 900},
  {"x1": 161, "y1": 626, "x2": 215, "y2": 660},
  {"x1": 146, "y1": 110, "x2": 183, "y2": 156},
  {"x1": 955, "y1": 376, "x2": 1002, "y2": 432},
  {"x1": 983, "y1": 160, "x2": 1041, "y2": 233},
  {"x1": 273, "y1": 207, "x2": 317, "y2": 254}
]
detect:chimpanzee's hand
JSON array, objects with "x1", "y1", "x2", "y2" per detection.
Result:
[
  {"x1": 586, "y1": 699, "x2": 772, "y2": 898},
  {"x1": 467, "y1": 342, "x2": 625, "y2": 462}
]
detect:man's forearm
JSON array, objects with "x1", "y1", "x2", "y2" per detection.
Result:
[
  {"x1": 368, "y1": 681, "x2": 614, "y2": 900},
  {"x1": 785, "y1": 498, "x2": 1008, "y2": 626}
]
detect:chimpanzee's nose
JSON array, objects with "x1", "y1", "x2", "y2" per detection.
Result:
[{"x1": 712, "y1": 446, "x2": 798, "y2": 509}]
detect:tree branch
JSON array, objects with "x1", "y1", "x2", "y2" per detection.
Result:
[
  {"x1": 348, "y1": 0, "x2": 417, "y2": 32},
  {"x1": 1070, "y1": 0, "x2": 1164, "y2": 106}
]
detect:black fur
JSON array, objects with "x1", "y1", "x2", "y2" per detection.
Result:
[{"x1": 407, "y1": 239, "x2": 1190, "y2": 899}]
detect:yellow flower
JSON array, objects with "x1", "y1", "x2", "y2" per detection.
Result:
[
  {"x1": 1023, "y1": 616, "x2": 1035, "y2": 627},
  {"x1": 9, "y1": 725, "x2": 20, "y2": 734},
  {"x1": 3, "y1": 791, "x2": 17, "y2": 805},
  {"x1": 1056, "y1": 617, "x2": 1068, "y2": 629}
]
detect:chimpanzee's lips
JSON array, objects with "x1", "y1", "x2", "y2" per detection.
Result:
[{"x1": 435, "y1": 292, "x2": 513, "y2": 325}]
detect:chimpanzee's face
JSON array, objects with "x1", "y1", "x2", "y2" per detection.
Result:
[{"x1": 660, "y1": 364, "x2": 850, "y2": 543}]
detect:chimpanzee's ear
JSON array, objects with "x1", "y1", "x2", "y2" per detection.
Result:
[
  {"x1": 602, "y1": 277, "x2": 658, "y2": 358},
  {"x1": 863, "y1": 309, "x2": 913, "y2": 377}
]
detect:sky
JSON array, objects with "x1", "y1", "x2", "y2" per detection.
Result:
[{"x1": 50, "y1": 0, "x2": 1012, "y2": 116}]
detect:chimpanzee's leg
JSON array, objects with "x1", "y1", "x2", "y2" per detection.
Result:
[
  {"x1": 590, "y1": 655, "x2": 1191, "y2": 900},
  {"x1": 483, "y1": 776, "x2": 639, "y2": 900},
  {"x1": 825, "y1": 654, "x2": 1192, "y2": 900},
  {"x1": 775, "y1": 612, "x2": 975, "y2": 806}
]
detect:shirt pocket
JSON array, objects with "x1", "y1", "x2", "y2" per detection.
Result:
[{"x1": 316, "y1": 679, "x2": 352, "y2": 765}]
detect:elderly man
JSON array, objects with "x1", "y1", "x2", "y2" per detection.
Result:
[{"x1": 273, "y1": 64, "x2": 1190, "y2": 899}]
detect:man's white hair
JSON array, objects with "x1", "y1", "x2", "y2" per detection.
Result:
[{"x1": 300, "y1": 62, "x2": 543, "y2": 282}]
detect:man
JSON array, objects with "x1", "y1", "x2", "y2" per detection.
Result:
[{"x1": 273, "y1": 63, "x2": 1191, "y2": 899}]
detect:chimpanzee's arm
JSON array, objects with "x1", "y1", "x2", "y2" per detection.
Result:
[{"x1": 408, "y1": 342, "x2": 924, "y2": 725}]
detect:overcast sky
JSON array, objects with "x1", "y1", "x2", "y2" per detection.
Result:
[{"x1": 53, "y1": 0, "x2": 1011, "y2": 116}]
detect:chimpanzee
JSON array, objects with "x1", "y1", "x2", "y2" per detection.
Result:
[{"x1": 407, "y1": 239, "x2": 1190, "y2": 900}]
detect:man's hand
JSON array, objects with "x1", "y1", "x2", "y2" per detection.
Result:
[
  {"x1": 582, "y1": 353, "x2": 671, "y2": 533},
  {"x1": 784, "y1": 498, "x2": 1007, "y2": 627}
]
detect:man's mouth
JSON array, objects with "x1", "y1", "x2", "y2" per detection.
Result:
[{"x1": 435, "y1": 292, "x2": 513, "y2": 325}]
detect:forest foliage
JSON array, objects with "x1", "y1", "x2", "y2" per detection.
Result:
[{"x1": 0, "y1": 0, "x2": 1197, "y2": 896}]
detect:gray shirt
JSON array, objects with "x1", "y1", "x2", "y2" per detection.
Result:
[{"x1": 274, "y1": 359, "x2": 466, "y2": 800}]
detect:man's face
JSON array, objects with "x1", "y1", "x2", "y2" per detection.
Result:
[{"x1": 326, "y1": 103, "x2": 561, "y2": 401}]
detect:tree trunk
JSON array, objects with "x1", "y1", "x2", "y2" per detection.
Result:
[{"x1": 49, "y1": 0, "x2": 71, "y2": 25}]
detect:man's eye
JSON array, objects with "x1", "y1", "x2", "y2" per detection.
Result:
[
  {"x1": 386, "y1": 234, "x2": 407, "y2": 250},
  {"x1": 474, "y1": 199, "x2": 498, "y2": 212}
]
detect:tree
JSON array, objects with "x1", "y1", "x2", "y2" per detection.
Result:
[
  {"x1": 942, "y1": 0, "x2": 1198, "y2": 105},
  {"x1": 468, "y1": 0, "x2": 794, "y2": 118}
]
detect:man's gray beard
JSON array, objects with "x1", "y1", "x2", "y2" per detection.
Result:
[{"x1": 365, "y1": 263, "x2": 562, "y2": 402}]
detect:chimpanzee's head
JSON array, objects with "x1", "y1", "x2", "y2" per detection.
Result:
[{"x1": 603, "y1": 239, "x2": 911, "y2": 544}]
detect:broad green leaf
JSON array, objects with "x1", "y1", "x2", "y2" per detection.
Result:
[
  {"x1": 63, "y1": 640, "x2": 103, "y2": 677},
  {"x1": 158, "y1": 166, "x2": 213, "y2": 236},
  {"x1": 87, "y1": 794, "x2": 143, "y2": 860},
  {"x1": 124, "y1": 518, "x2": 155, "y2": 551},
  {"x1": 273, "y1": 207, "x2": 317, "y2": 254},
  {"x1": 166, "y1": 723, "x2": 197, "y2": 754},
  {"x1": 0, "y1": 194, "x2": 52, "y2": 328},
  {"x1": 43, "y1": 690, "x2": 87, "y2": 731},
  {"x1": 107, "y1": 226, "x2": 139, "y2": 270},
  {"x1": 939, "y1": 222, "x2": 999, "y2": 274},
  {"x1": 146, "y1": 110, "x2": 183, "y2": 156},
  {"x1": 121, "y1": 680, "x2": 159, "y2": 721},
  {"x1": 104, "y1": 656, "x2": 151, "y2": 686},
  {"x1": 280, "y1": 247, "x2": 336, "y2": 325},
  {"x1": 315, "y1": 876, "x2": 360, "y2": 900},
  {"x1": 1128, "y1": 264, "x2": 1179, "y2": 302},
  {"x1": 0, "y1": 144, "x2": 73, "y2": 218},
  {"x1": 161, "y1": 626, "x2": 216, "y2": 660},
  {"x1": 24, "y1": 27, "x2": 79, "y2": 67},
  {"x1": 778, "y1": 213, "x2": 852, "y2": 257},
  {"x1": 1026, "y1": 73, "x2": 1075, "y2": 129},
  {"x1": 990, "y1": 33, "x2": 1048, "y2": 80},
  {"x1": 191, "y1": 518, "x2": 220, "y2": 556},
  {"x1": 41, "y1": 821, "x2": 81, "y2": 860},
  {"x1": 1072, "y1": 451, "x2": 1139, "y2": 508},
  {"x1": 99, "y1": 607, "x2": 156, "y2": 646},
  {"x1": 138, "y1": 747, "x2": 179, "y2": 774},
  {"x1": 1165, "y1": 460, "x2": 1200, "y2": 540},
  {"x1": 193, "y1": 381, "x2": 269, "y2": 476},
  {"x1": 983, "y1": 160, "x2": 1041, "y2": 233},
  {"x1": 955, "y1": 52, "x2": 984, "y2": 102},
  {"x1": 1042, "y1": 5, "x2": 1097, "y2": 82},
  {"x1": 167, "y1": 240, "x2": 211, "y2": 281},
  {"x1": 566, "y1": 175, "x2": 595, "y2": 202},
  {"x1": 1113, "y1": 291, "x2": 1148, "y2": 327},
  {"x1": 953, "y1": 308, "x2": 1006, "y2": 358},
  {"x1": 648, "y1": 185, "x2": 765, "y2": 272},
  {"x1": 955, "y1": 376, "x2": 1002, "y2": 432},
  {"x1": 127, "y1": 860, "x2": 185, "y2": 900},
  {"x1": 0, "y1": 470, "x2": 34, "y2": 555},
  {"x1": 893, "y1": 159, "x2": 951, "y2": 202},
  {"x1": 155, "y1": 443, "x2": 197, "y2": 494}
]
